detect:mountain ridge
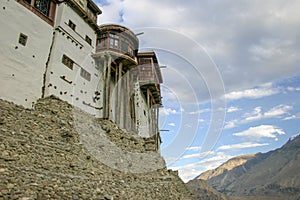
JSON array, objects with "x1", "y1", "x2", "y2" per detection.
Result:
[{"x1": 189, "y1": 132, "x2": 300, "y2": 199}]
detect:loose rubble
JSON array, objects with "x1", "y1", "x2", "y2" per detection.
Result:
[{"x1": 0, "y1": 96, "x2": 194, "y2": 199}]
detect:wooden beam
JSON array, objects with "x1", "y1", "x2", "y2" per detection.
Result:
[
  {"x1": 102, "y1": 58, "x2": 107, "y2": 118},
  {"x1": 117, "y1": 62, "x2": 123, "y2": 125},
  {"x1": 106, "y1": 55, "x2": 112, "y2": 119}
]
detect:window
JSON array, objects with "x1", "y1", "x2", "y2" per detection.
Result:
[
  {"x1": 62, "y1": 54, "x2": 74, "y2": 70},
  {"x1": 109, "y1": 38, "x2": 114, "y2": 48},
  {"x1": 23, "y1": 0, "x2": 50, "y2": 16},
  {"x1": 109, "y1": 38, "x2": 119, "y2": 48},
  {"x1": 97, "y1": 33, "x2": 108, "y2": 49},
  {"x1": 114, "y1": 39, "x2": 118, "y2": 48},
  {"x1": 18, "y1": 0, "x2": 56, "y2": 25},
  {"x1": 97, "y1": 38, "x2": 107, "y2": 48},
  {"x1": 109, "y1": 33, "x2": 119, "y2": 39},
  {"x1": 109, "y1": 33, "x2": 119, "y2": 49},
  {"x1": 34, "y1": 0, "x2": 50, "y2": 16},
  {"x1": 121, "y1": 40, "x2": 129, "y2": 53},
  {"x1": 68, "y1": 20, "x2": 76, "y2": 31},
  {"x1": 139, "y1": 58, "x2": 152, "y2": 65},
  {"x1": 18, "y1": 33, "x2": 28, "y2": 46},
  {"x1": 80, "y1": 68, "x2": 91, "y2": 81},
  {"x1": 85, "y1": 35, "x2": 92, "y2": 45}
]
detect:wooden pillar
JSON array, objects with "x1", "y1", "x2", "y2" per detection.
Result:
[
  {"x1": 106, "y1": 55, "x2": 112, "y2": 119},
  {"x1": 102, "y1": 58, "x2": 107, "y2": 118},
  {"x1": 117, "y1": 62, "x2": 123, "y2": 125},
  {"x1": 147, "y1": 89, "x2": 150, "y2": 108},
  {"x1": 123, "y1": 72, "x2": 128, "y2": 130},
  {"x1": 114, "y1": 64, "x2": 118, "y2": 124}
]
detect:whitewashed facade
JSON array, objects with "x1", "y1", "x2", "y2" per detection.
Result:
[
  {"x1": 0, "y1": 0, "x2": 162, "y2": 149},
  {"x1": 0, "y1": 0, "x2": 55, "y2": 108}
]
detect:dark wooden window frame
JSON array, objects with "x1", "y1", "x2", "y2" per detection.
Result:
[
  {"x1": 18, "y1": 33, "x2": 28, "y2": 46},
  {"x1": 62, "y1": 54, "x2": 74, "y2": 70},
  {"x1": 17, "y1": 0, "x2": 56, "y2": 26},
  {"x1": 68, "y1": 20, "x2": 76, "y2": 31},
  {"x1": 96, "y1": 32, "x2": 135, "y2": 59},
  {"x1": 80, "y1": 68, "x2": 91, "y2": 81},
  {"x1": 85, "y1": 35, "x2": 92, "y2": 45}
]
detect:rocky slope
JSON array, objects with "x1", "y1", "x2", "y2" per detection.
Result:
[
  {"x1": 196, "y1": 135, "x2": 300, "y2": 200},
  {"x1": 0, "y1": 96, "x2": 195, "y2": 199},
  {"x1": 186, "y1": 179, "x2": 228, "y2": 200},
  {"x1": 196, "y1": 154, "x2": 255, "y2": 181}
]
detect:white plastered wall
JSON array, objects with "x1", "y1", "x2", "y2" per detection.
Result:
[
  {"x1": 134, "y1": 82, "x2": 151, "y2": 138},
  {"x1": 44, "y1": 2, "x2": 103, "y2": 117},
  {"x1": 0, "y1": 0, "x2": 53, "y2": 108}
]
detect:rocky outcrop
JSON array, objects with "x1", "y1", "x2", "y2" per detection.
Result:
[
  {"x1": 0, "y1": 96, "x2": 194, "y2": 199},
  {"x1": 186, "y1": 179, "x2": 228, "y2": 200}
]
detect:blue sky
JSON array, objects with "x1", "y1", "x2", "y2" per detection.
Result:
[{"x1": 95, "y1": 0, "x2": 300, "y2": 182}]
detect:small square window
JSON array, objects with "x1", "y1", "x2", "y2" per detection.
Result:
[
  {"x1": 62, "y1": 54, "x2": 74, "y2": 70},
  {"x1": 18, "y1": 33, "x2": 28, "y2": 46},
  {"x1": 68, "y1": 20, "x2": 76, "y2": 31},
  {"x1": 80, "y1": 68, "x2": 91, "y2": 81},
  {"x1": 85, "y1": 35, "x2": 92, "y2": 45}
]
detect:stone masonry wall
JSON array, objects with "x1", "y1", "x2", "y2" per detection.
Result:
[{"x1": 0, "y1": 96, "x2": 194, "y2": 199}]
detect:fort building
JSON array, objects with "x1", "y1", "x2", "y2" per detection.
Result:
[{"x1": 0, "y1": 0, "x2": 163, "y2": 150}]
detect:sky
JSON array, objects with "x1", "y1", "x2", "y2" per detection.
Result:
[{"x1": 95, "y1": 0, "x2": 300, "y2": 182}]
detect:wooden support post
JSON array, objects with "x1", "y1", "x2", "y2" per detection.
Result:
[
  {"x1": 102, "y1": 58, "x2": 107, "y2": 118},
  {"x1": 147, "y1": 88, "x2": 150, "y2": 109},
  {"x1": 124, "y1": 72, "x2": 128, "y2": 130},
  {"x1": 117, "y1": 62, "x2": 123, "y2": 125},
  {"x1": 106, "y1": 55, "x2": 112, "y2": 119}
]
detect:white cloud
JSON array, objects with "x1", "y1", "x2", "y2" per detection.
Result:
[
  {"x1": 96, "y1": 0, "x2": 300, "y2": 103},
  {"x1": 287, "y1": 87, "x2": 300, "y2": 91},
  {"x1": 224, "y1": 121, "x2": 237, "y2": 129},
  {"x1": 173, "y1": 152, "x2": 233, "y2": 170},
  {"x1": 227, "y1": 106, "x2": 240, "y2": 113},
  {"x1": 188, "y1": 108, "x2": 210, "y2": 115},
  {"x1": 243, "y1": 107, "x2": 263, "y2": 122},
  {"x1": 177, "y1": 169, "x2": 205, "y2": 183},
  {"x1": 249, "y1": 39, "x2": 286, "y2": 61},
  {"x1": 198, "y1": 118, "x2": 205, "y2": 123},
  {"x1": 225, "y1": 104, "x2": 293, "y2": 129},
  {"x1": 218, "y1": 142, "x2": 269, "y2": 151},
  {"x1": 164, "y1": 157, "x2": 178, "y2": 163},
  {"x1": 283, "y1": 113, "x2": 300, "y2": 120},
  {"x1": 159, "y1": 107, "x2": 177, "y2": 116},
  {"x1": 224, "y1": 83, "x2": 280, "y2": 101},
  {"x1": 242, "y1": 104, "x2": 292, "y2": 122},
  {"x1": 264, "y1": 105, "x2": 293, "y2": 117},
  {"x1": 181, "y1": 151, "x2": 214, "y2": 160},
  {"x1": 185, "y1": 146, "x2": 202, "y2": 151},
  {"x1": 168, "y1": 122, "x2": 176, "y2": 127},
  {"x1": 233, "y1": 125, "x2": 285, "y2": 140},
  {"x1": 170, "y1": 152, "x2": 234, "y2": 182}
]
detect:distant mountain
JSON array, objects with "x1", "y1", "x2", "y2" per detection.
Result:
[
  {"x1": 186, "y1": 179, "x2": 228, "y2": 200},
  {"x1": 194, "y1": 134, "x2": 300, "y2": 199},
  {"x1": 196, "y1": 154, "x2": 256, "y2": 181}
]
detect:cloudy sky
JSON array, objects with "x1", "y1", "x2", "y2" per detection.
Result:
[{"x1": 95, "y1": 0, "x2": 300, "y2": 182}]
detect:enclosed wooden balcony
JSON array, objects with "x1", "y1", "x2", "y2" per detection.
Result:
[
  {"x1": 95, "y1": 24, "x2": 139, "y2": 66},
  {"x1": 137, "y1": 51, "x2": 163, "y2": 105}
]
